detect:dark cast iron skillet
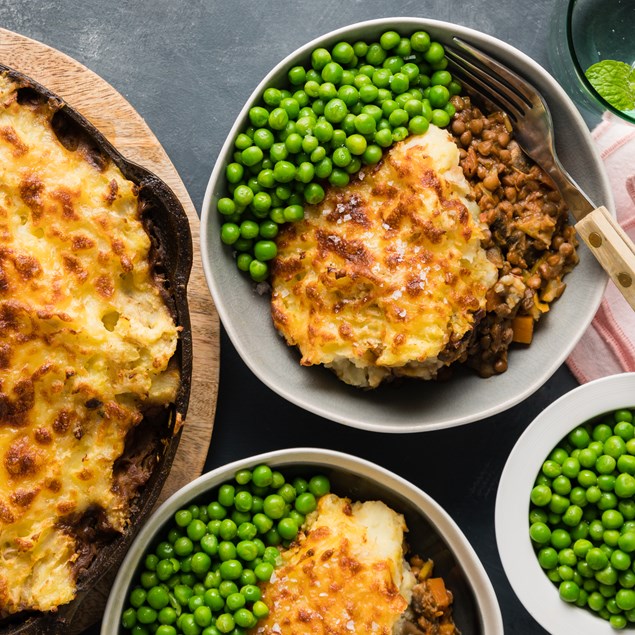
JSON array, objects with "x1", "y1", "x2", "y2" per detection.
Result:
[{"x1": 0, "y1": 64, "x2": 193, "y2": 635}]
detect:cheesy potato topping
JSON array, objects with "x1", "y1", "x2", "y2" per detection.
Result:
[
  {"x1": 271, "y1": 125, "x2": 498, "y2": 388},
  {"x1": 0, "y1": 74, "x2": 179, "y2": 614},
  {"x1": 251, "y1": 493, "x2": 414, "y2": 635}
]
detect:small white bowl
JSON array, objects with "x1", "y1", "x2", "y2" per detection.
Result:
[
  {"x1": 496, "y1": 373, "x2": 635, "y2": 635},
  {"x1": 102, "y1": 448, "x2": 503, "y2": 634},
  {"x1": 200, "y1": 17, "x2": 611, "y2": 433}
]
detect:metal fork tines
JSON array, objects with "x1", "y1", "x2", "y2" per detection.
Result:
[
  {"x1": 444, "y1": 37, "x2": 596, "y2": 218},
  {"x1": 444, "y1": 37, "x2": 635, "y2": 310}
]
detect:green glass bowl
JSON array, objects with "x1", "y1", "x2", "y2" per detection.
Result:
[{"x1": 550, "y1": 0, "x2": 635, "y2": 124}]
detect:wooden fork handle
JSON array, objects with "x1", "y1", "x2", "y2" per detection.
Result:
[{"x1": 575, "y1": 206, "x2": 635, "y2": 310}]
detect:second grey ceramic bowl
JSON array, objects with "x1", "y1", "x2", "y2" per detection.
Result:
[
  {"x1": 201, "y1": 17, "x2": 611, "y2": 433},
  {"x1": 102, "y1": 448, "x2": 503, "y2": 634}
]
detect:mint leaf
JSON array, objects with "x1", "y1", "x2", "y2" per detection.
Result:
[{"x1": 585, "y1": 60, "x2": 635, "y2": 112}]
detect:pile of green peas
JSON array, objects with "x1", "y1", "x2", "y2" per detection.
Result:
[
  {"x1": 121, "y1": 465, "x2": 330, "y2": 635},
  {"x1": 529, "y1": 408, "x2": 635, "y2": 629},
  {"x1": 217, "y1": 29, "x2": 461, "y2": 282}
]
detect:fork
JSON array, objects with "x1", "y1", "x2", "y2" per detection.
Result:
[{"x1": 444, "y1": 38, "x2": 635, "y2": 311}]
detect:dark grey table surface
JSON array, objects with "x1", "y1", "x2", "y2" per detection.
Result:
[{"x1": 0, "y1": 1, "x2": 602, "y2": 633}]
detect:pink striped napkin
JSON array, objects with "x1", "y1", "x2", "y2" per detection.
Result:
[{"x1": 566, "y1": 112, "x2": 635, "y2": 382}]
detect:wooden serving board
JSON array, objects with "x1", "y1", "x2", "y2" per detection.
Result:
[{"x1": 0, "y1": 28, "x2": 220, "y2": 632}]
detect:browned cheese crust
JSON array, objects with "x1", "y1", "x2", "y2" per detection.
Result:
[
  {"x1": 0, "y1": 73, "x2": 179, "y2": 615},
  {"x1": 271, "y1": 126, "x2": 497, "y2": 388}
]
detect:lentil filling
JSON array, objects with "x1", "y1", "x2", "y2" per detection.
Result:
[{"x1": 447, "y1": 95, "x2": 579, "y2": 378}]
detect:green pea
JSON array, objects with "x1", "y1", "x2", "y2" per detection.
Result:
[
  {"x1": 597, "y1": 564, "x2": 619, "y2": 586},
  {"x1": 611, "y1": 550, "x2": 632, "y2": 571},
  {"x1": 578, "y1": 448, "x2": 597, "y2": 469},
  {"x1": 561, "y1": 457, "x2": 581, "y2": 478},
  {"x1": 240, "y1": 568, "x2": 257, "y2": 587},
  {"x1": 283, "y1": 204, "x2": 304, "y2": 222},
  {"x1": 603, "y1": 509, "x2": 625, "y2": 530},
  {"x1": 618, "y1": 454, "x2": 635, "y2": 476},
  {"x1": 233, "y1": 185, "x2": 254, "y2": 208},
  {"x1": 253, "y1": 240, "x2": 277, "y2": 262},
  {"x1": 219, "y1": 559, "x2": 243, "y2": 580},
  {"x1": 146, "y1": 586, "x2": 170, "y2": 610},
  {"x1": 588, "y1": 590, "x2": 606, "y2": 611},
  {"x1": 428, "y1": 85, "x2": 450, "y2": 110},
  {"x1": 318, "y1": 62, "x2": 341, "y2": 85},
  {"x1": 186, "y1": 519, "x2": 207, "y2": 543},
  {"x1": 288, "y1": 65, "x2": 306, "y2": 86},
  {"x1": 605, "y1": 436, "x2": 627, "y2": 459},
  {"x1": 388, "y1": 108, "x2": 408, "y2": 127},
  {"x1": 362, "y1": 144, "x2": 383, "y2": 164},
  {"x1": 234, "y1": 608, "x2": 256, "y2": 629},
  {"x1": 618, "y1": 532, "x2": 635, "y2": 553},
  {"x1": 331, "y1": 146, "x2": 351, "y2": 168},
  {"x1": 550, "y1": 494, "x2": 570, "y2": 514},
  {"x1": 217, "y1": 540, "x2": 236, "y2": 562},
  {"x1": 175, "y1": 510, "x2": 193, "y2": 528},
  {"x1": 570, "y1": 487, "x2": 587, "y2": 506},
  {"x1": 558, "y1": 564, "x2": 575, "y2": 581},
  {"x1": 616, "y1": 473, "x2": 635, "y2": 499},
  {"x1": 578, "y1": 469, "x2": 597, "y2": 488},
  {"x1": 619, "y1": 569, "x2": 635, "y2": 589},
  {"x1": 422, "y1": 41, "x2": 444, "y2": 64},
  {"x1": 122, "y1": 607, "x2": 137, "y2": 629},
  {"x1": 191, "y1": 552, "x2": 212, "y2": 575},
  {"x1": 254, "y1": 561, "x2": 274, "y2": 581},
  {"x1": 144, "y1": 554, "x2": 159, "y2": 572},
  {"x1": 345, "y1": 134, "x2": 367, "y2": 156},
  {"x1": 295, "y1": 492, "x2": 317, "y2": 515},
  {"x1": 234, "y1": 491, "x2": 253, "y2": 513},
  {"x1": 551, "y1": 528, "x2": 572, "y2": 550},
  {"x1": 563, "y1": 505, "x2": 583, "y2": 527},
  {"x1": 559, "y1": 580, "x2": 580, "y2": 603},
  {"x1": 378, "y1": 30, "x2": 399, "y2": 50},
  {"x1": 364, "y1": 42, "x2": 386, "y2": 66},
  {"x1": 594, "y1": 423, "x2": 613, "y2": 443},
  {"x1": 296, "y1": 162, "x2": 315, "y2": 183},
  {"x1": 215, "y1": 612, "x2": 235, "y2": 634},
  {"x1": 331, "y1": 41, "x2": 355, "y2": 64},
  {"x1": 260, "y1": 494, "x2": 285, "y2": 519},
  {"x1": 277, "y1": 517, "x2": 299, "y2": 541},
  {"x1": 323, "y1": 98, "x2": 348, "y2": 123},
  {"x1": 374, "y1": 128, "x2": 393, "y2": 148},
  {"x1": 390, "y1": 72, "x2": 409, "y2": 94},
  {"x1": 236, "y1": 540, "x2": 258, "y2": 561},
  {"x1": 610, "y1": 614, "x2": 628, "y2": 629},
  {"x1": 552, "y1": 475, "x2": 572, "y2": 496},
  {"x1": 430, "y1": 70, "x2": 452, "y2": 87},
  {"x1": 571, "y1": 521, "x2": 590, "y2": 541},
  {"x1": 273, "y1": 161, "x2": 296, "y2": 183},
  {"x1": 530, "y1": 522, "x2": 551, "y2": 544},
  {"x1": 538, "y1": 546, "x2": 558, "y2": 569},
  {"x1": 410, "y1": 31, "x2": 431, "y2": 52},
  {"x1": 431, "y1": 109, "x2": 450, "y2": 128},
  {"x1": 304, "y1": 182, "x2": 325, "y2": 205},
  {"x1": 587, "y1": 547, "x2": 609, "y2": 570},
  {"x1": 224, "y1": 591, "x2": 245, "y2": 612}
]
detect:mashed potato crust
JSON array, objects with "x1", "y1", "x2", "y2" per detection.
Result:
[
  {"x1": 271, "y1": 125, "x2": 498, "y2": 388},
  {"x1": 0, "y1": 73, "x2": 179, "y2": 614},
  {"x1": 251, "y1": 493, "x2": 412, "y2": 635}
]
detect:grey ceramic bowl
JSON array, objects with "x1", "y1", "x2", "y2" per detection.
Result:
[
  {"x1": 200, "y1": 17, "x2": 611, "y2": 433},
  {"x1": 102, "y1": 448, "x2": 503, "y2": 634}
]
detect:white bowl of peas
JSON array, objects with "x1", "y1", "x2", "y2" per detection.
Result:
[
  {"x1": 102, "y1": 448, "x2": 503, "y2": 635},
  {"x1": 200, "y1": 17, "x2": 611, "y2": 433},
  {"x1": 496, "y1": 372, "x2": 635, "y2": 634}
]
